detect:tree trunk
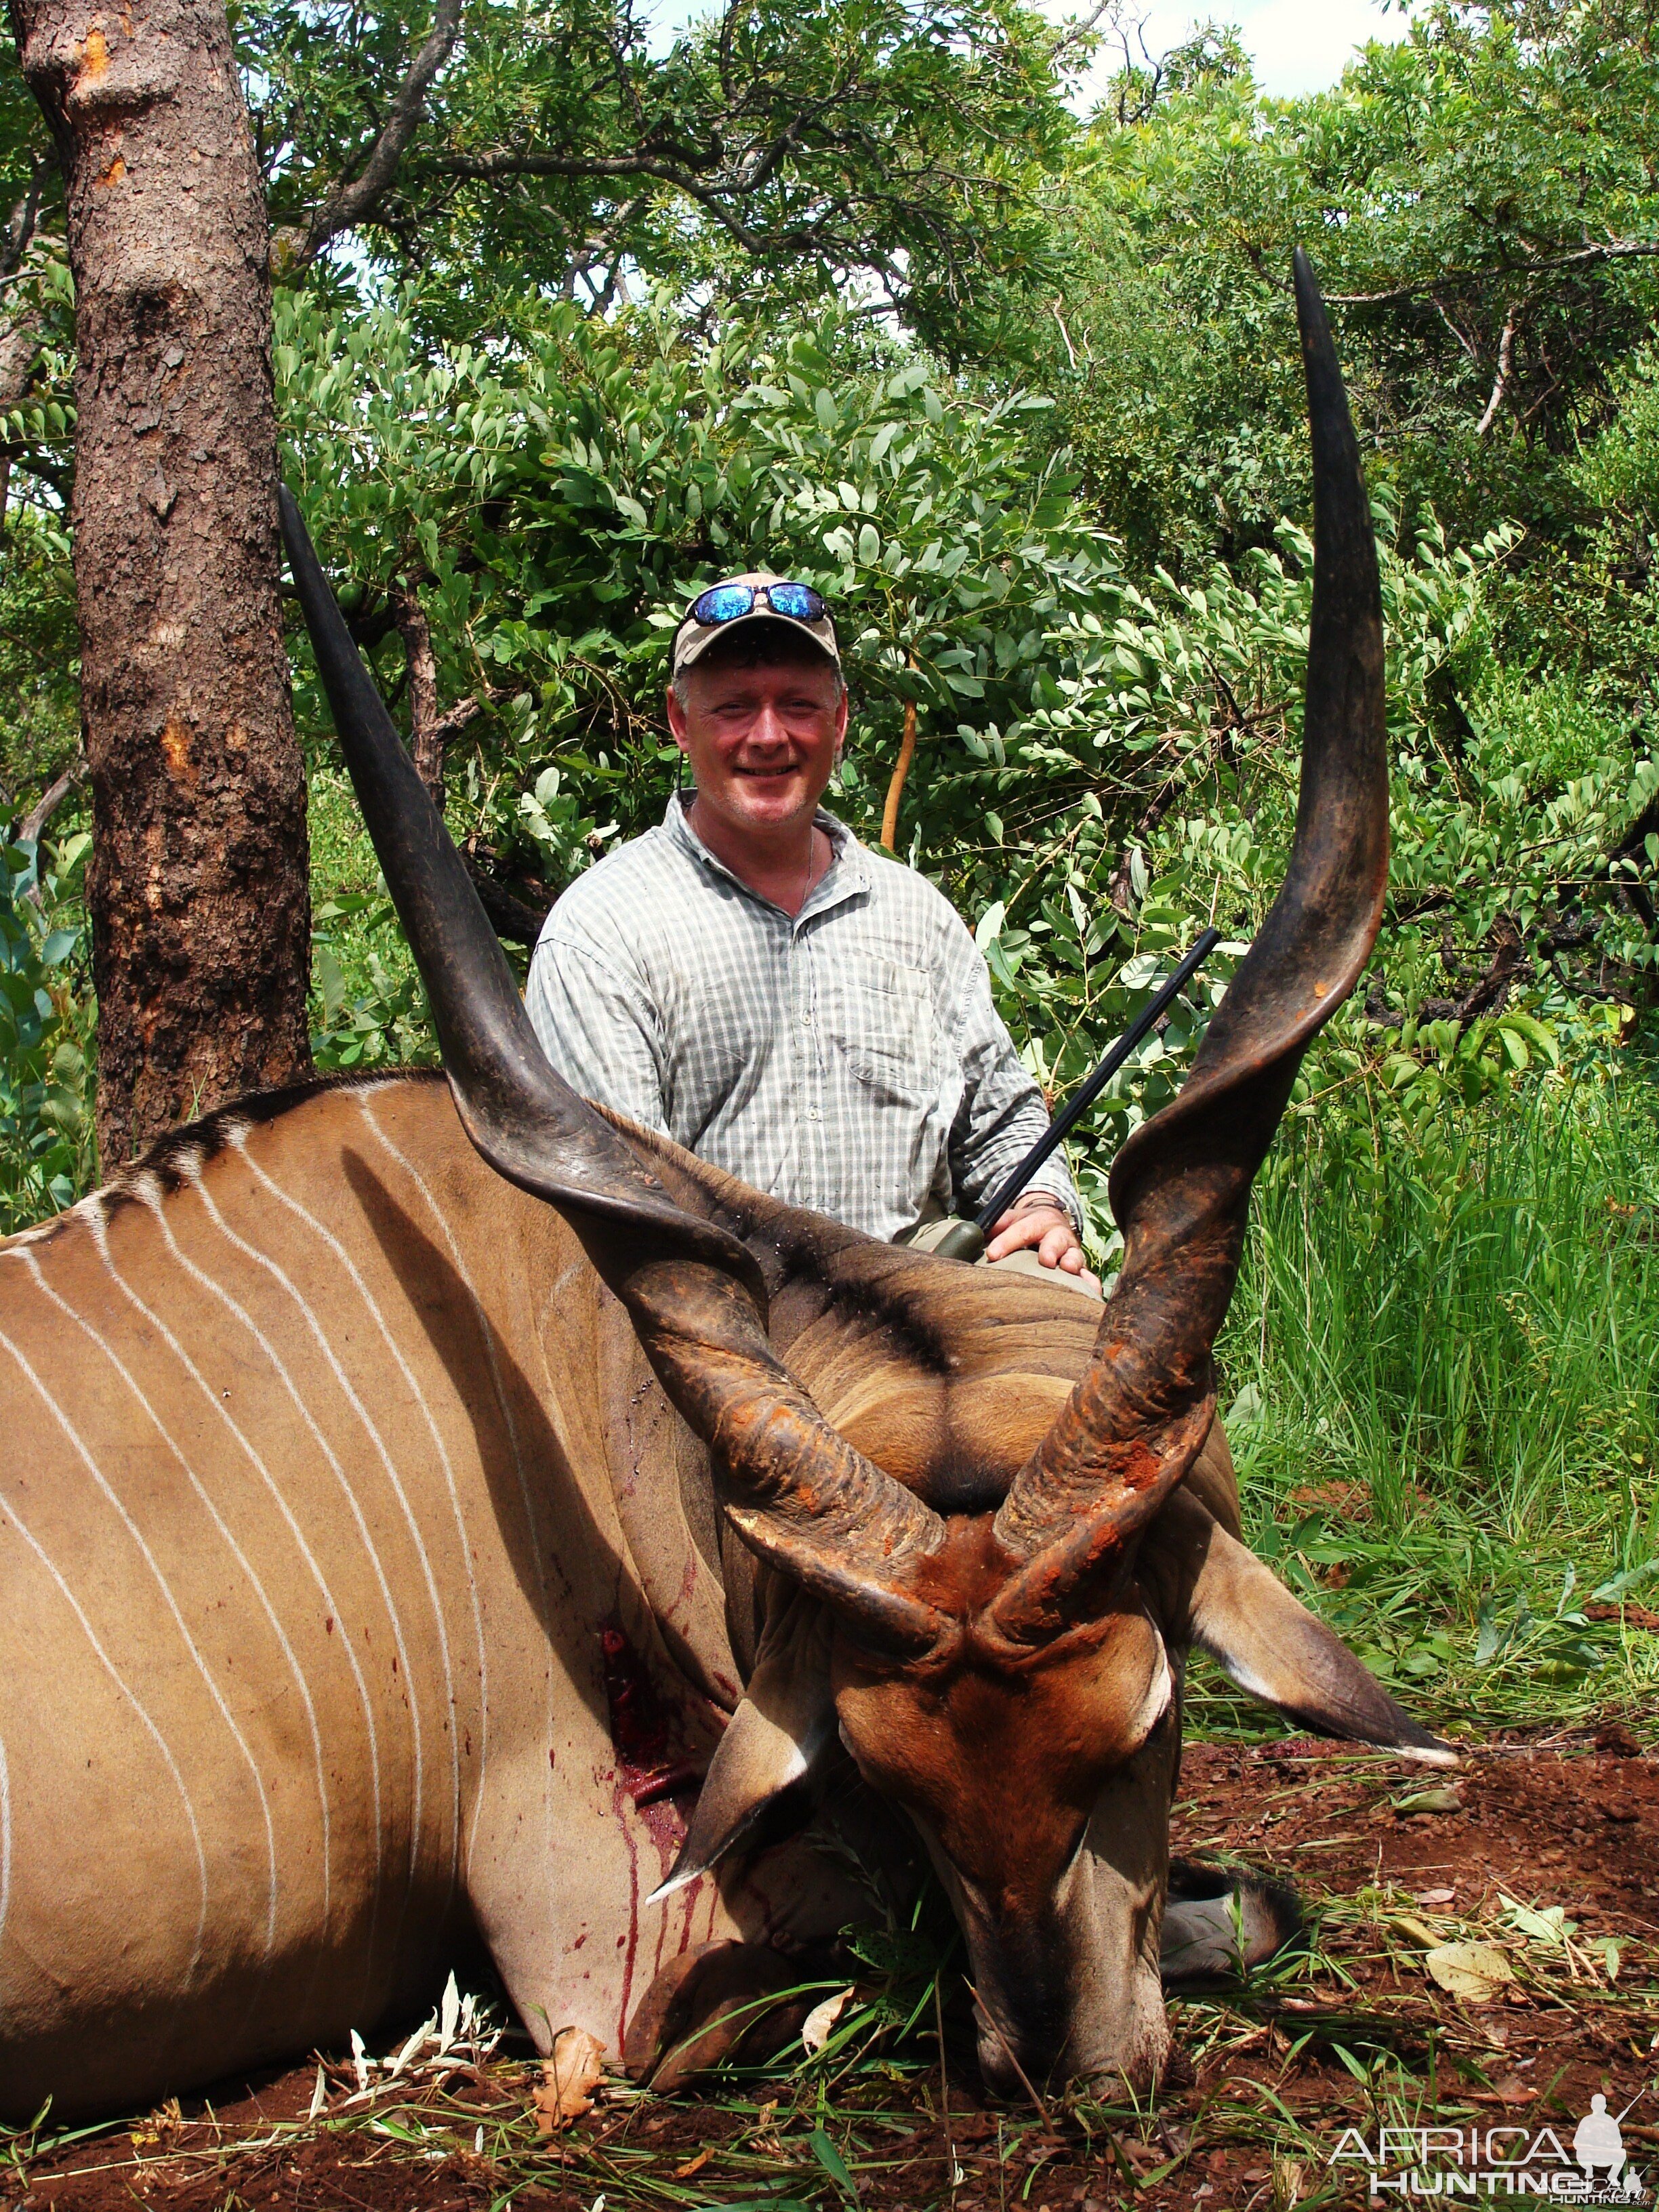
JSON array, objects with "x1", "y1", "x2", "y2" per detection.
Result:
[{"x1": 9, "y1": 0, "x2": 311, "y2": 1164}]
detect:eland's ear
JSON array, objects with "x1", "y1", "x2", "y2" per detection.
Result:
[
  {"x1": 1145, "y1": 1489, "x2": 1456, "y2": 1765},
  {"x1": 650, "y1": 1586, "x2": 836, "y2": 1903}
]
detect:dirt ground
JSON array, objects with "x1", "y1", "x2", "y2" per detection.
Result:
[{"x1": 15, "y1": 1727, "x2": 1658, "y2": 2212}]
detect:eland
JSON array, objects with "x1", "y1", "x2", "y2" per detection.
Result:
[{"x1": 0, "y1": 256, "x2": 1449, "y2": 2125}]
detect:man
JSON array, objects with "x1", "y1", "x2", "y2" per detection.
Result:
[{"x1": 525, "y1": 572, "x2": 1093, "y2": 1286}]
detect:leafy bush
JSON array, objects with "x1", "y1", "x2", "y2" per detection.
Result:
[
  {"x1": 273, "y1": 289, "x2": 1658, "y2": 1244},
  {"x1": 276, "y1": 286, "x2": 1124, "y2": 873},
  {"x1": 0, "y1": 833, "x2": 96, "y2": 1231},
  {"x1": 307, "y1": 767, "x2": 437, "y2": 1073}
]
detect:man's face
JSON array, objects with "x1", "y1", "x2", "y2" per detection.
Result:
[{"x1": 666, "y1": 650, "x2": 848, "y2": 840}]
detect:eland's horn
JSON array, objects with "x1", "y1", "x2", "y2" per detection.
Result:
[
  {"x1": 279, "y1": 485, "x2": 945, "y2": 1649},
  {"x1": 991, "y1": 251, "x2": 1387, "y2": 1641},
  {"x1": 278, "y1": 487, "x2": 732, "y2": 1270}
]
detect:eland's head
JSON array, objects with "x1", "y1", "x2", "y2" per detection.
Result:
[{"x1": 280, "y1": 252, "x2": 1451, "y2": 2098}]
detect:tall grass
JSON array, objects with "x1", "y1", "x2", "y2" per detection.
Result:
[{"x1": 1212, "y1": 1067, "x2": 1659, "y2": 1729}]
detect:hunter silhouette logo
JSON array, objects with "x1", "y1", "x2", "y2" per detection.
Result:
[
  {"x1": 1576, "y1": 2098, "x2": 1642, "y2": 2197},
  {"x1": 1331, "y1": 2095, "x2": 1649, "y2": 2202}
]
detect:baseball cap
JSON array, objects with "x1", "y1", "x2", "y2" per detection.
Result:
[{"x1": 671, "y1": 572, "x2": 842, "y2": 682}]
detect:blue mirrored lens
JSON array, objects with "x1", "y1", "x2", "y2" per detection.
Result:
[
  {"x1": 693, "y1": 583, "x2": 756, "y2": 625},
  {"x1": 765, "y1": 583, "x2": 821, "y2": 621}
]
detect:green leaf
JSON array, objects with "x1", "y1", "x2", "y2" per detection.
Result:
[
  {"x1": 1500, "y1": 1893, "x2": 1577, "y2": 1946},
  {"x1": 316, "y1": 945, "x2": 348, "y2": 1027},
  {"x1": 1494, "y1": 1012, "x2": 1561, "y2": 1069},
  {"x1": 808, "y1": 2126, "x2": 858, "y2": 2201}
]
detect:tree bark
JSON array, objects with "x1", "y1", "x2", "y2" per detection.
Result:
[
  {"x1": 388, "y1": 580, "x2": 445, "y2": 809},
  {"x1": 9, "y1": 0, "x2": 311, "y2": 1163}
]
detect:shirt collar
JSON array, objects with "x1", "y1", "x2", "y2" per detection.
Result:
[{"x1": 663, "y1": 790, "x2": 869, "y2": 920}]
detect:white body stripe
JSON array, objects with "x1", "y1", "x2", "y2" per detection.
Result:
[
  {"x1": 358, "y1": 1092, "x2": 546, "y2": 1886},
  {"x1": 35, "y1": 1231, "x2": 337, "y2": 1943},
  {"x1": 126, "y1": 1189, "x2": 388, "y2": 1965},
  {"x1": 233, "y1": 1140, "x2": 482, "y2": 1891},
  {"x1": 180, "y1": 1164, "x2": 432, "y2": 1908},
  {"x1": 0, "y1": 1488, "x2": 211, "y2": 1984},
  {"x1": 0, "y1": 1312, "x2": 281, "y2": 1957}
]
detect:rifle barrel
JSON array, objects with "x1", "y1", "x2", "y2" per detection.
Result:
[{"x1": 973, "y1": 925, "x2": 1224, "y2": 1237}]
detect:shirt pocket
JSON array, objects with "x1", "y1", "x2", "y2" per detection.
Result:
[{"x1": 818, "y1": 953, "x2": 934, "y2": 1105}]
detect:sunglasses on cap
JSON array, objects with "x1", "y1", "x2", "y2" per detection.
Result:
[{"x1": 683, "y1": 579, "x2": 832, "y2": 628}]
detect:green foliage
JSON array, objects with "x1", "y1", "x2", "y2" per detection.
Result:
[
  {"x1": 0, "y1": 833, "x2": 96, "y2": 1231},
  {"x1": 307, "y1": 768, "x2": 436, "y2": 1072},
  {"x1": 1041, "y1": 0, "x2": 1659, "y2": 571},
  {"x1": 275, "y1": 279, "x2": 1659, "y2": 1088},
  {"x1": 917, "y1": 510, "x2": 1651, "y2": 1260},
  {"x1": 0, "y1": 499, "x2": 78, "y2": 805},
  {"x1": 243, "y1": 0, "x2": 1076, "y2": 352},
  {"x1": 310, "y1": 901, "x2": 434, "y2": 1073},
  {"x1": 276, "y1": 285, "x2": 1124, "y2": 878}
]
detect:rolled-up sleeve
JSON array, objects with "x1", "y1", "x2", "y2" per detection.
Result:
[
  {"x1": 525, "y1": 928, "x2": 670, "y2": 1136},
  {"x1": 943, "y1": 932, "x2": 1082, "y2": 1233}
]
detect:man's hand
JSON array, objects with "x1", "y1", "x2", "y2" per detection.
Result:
[{"x1": 984, "y1": 1196, "x2": 1099, "y2": 1294}]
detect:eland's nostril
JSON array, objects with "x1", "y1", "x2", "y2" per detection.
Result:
[
  {"x1": 975, "y1": 2024, "x2": 1054, "y2": 2105},
  {"x1": 976, "y1": 2033, "x2": 1026, "y2": 2103}
]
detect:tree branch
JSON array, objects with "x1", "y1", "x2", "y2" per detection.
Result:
[
  {"x1": 423, "y1": 143, "x2": 783, "y2": 251},
  {"x1": 1429, "y1": 293, "x2": 1479, "y2": 365},
  {"x1": 417, "y1": 73, "x2": 917, "y2": 262},
  {"x1": 0, "y1": 157, "x2": 48, "y2": 284},
  {"x1": 388, "y1": 579, "x2": 443, "y2": 804},
  {"x1": 0, "y1": 159, "x2": 60, "y2": 429},
  {"x1": 464, "y1": 857, "x2": 554, "y2": 946},
  {"x1": 389, "y1": 579, "x2": 504, "y2": 813},
  {"x1": 1475, "y1": 304, "x2": 1517, "y2": 436},
  {"x1": 881, "y1": 661, "x2": 918, "y2": 851},
  {"x1": 1050, "y1": 0, "x2": 1120, "y2": 63},
  {"x1": 297, "y1": 0, "x2": 463, "y2": 266},
  {"x1": 16, "y1": 746, "x2": 85, "y2": 846},
  {"x1": 1330, "y1": 238, "x2": 1659, "y2": 308}
]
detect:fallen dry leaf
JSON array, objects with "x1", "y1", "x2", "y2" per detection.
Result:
[
  {"x1": 1397, "y1": 1785, "x2": 1463, "y2": 1816},
  {"x1": 800, "y1": 1986, "x2": 854, "y2": 2056},
  {"x1": 1391, "y1": 1912, "x2": 1442, "y2": 1947},
  {"x1": 673, "y1": 2148, "x2": 714, "y2": 2179},
  {"x1": 1425, "y1": 1942, "x2": 1513, "y2": 2005},
  {"x1": 532, "y1": 2026, "x2": 607, "y2": 2133}
]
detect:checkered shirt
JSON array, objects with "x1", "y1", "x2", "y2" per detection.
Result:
[{"x1": 525, "y1": 795, "x2": 1080, "y2": 1243}]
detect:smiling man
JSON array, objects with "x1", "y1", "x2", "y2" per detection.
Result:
[{"x1": 524, "y1": 573, "x2": 1090, "y2": 1283}]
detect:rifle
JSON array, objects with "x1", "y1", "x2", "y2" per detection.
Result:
[{"x1": 929, "y1": 926, "x2": 1223, "y2": 1263}]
